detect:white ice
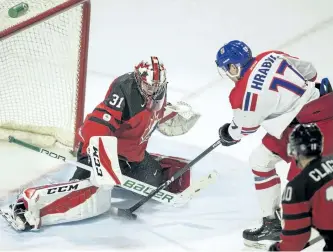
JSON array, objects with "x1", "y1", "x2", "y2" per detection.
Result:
[{"x1": 1, "y1": 0, "x2": 333, "y2": 250}]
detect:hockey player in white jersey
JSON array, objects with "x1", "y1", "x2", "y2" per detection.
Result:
[{"x1": 215, "y1": 40, "x2": 333, "y2": 248}]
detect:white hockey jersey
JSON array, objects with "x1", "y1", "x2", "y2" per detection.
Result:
[{"x1": 228, "y1": 51, "x2": 319, "y2": 140}]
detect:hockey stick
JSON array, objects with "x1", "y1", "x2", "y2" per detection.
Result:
[
  {"x1": 115, "y1": 139, "x2": 221, "y2": 220},
  {"x1": 7, "y1": 136, "x2": 218, "y2": 206},
  {"x1": 303, "y1": 235, "x2": 323, "y2": 250}
]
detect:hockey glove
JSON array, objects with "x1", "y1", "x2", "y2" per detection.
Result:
[
  {"x1": 268, "y1": 242, "x2": 280, "y2": 251},
  {"x1": 158, "y1": 101, "x2": 201, "y2": 136},
  {"x1": 218, "y1": 123, "x2": 240, "y2": 146},
  {"x1": 320, "y1": 77, "x2": 332, "y2": 96}
]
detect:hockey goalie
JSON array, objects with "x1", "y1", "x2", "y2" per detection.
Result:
[{"x1": 1, "y1": 57, "x2": 201, "y2": 231}]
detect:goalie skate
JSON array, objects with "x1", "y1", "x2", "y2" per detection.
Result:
[{"x1": 0, "y1": 207, "x2": 30, "y2": 232}]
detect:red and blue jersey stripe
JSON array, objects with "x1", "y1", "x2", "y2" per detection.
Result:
[
  {"x1": 243, "y1": 92, "x2": 258, "y2": 112},
  {"x1": 241, "y1": 125, "x2": 260, "y2": 135}
]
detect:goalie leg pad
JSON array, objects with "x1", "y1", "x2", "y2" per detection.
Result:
[
  {"x1": 152, "y1": 154, "x2": 191, "y2": 193},
  {"x1": 3, "y1": 179, "x2": 111, "y2": 231}
]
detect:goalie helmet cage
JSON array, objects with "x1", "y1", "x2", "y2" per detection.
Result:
[{"x1": 0, "y1": 0, "x2": 91, "y2": 153}]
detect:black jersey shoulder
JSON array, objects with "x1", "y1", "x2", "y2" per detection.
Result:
[
  {"x1": 287, "y1": 156, "x2": 333, "y2": 202},
  {"x1": 104, "y1": 72, "x2": 147, "y2": 121}
]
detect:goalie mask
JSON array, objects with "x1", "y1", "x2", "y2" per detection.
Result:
[{"x1": 134, "y1": 56, "x2": 168, "y2": 111}]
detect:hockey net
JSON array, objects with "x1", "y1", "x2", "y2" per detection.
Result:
[{"x1": 0, "y1": 0, "x2": 90, "y2": 153}]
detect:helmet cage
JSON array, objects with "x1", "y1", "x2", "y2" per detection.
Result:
[
  {"x1": 216, "y1": 63, "x2": 241, "y2": 79},
  {"x1": 134, "y1": 57, "x2": 168, "y2": 101},
  {"x1": 139, "y1": 77, "x2": 167, "y2": 100},
  {"x1": 215, "y1": 40, "x2": 252, "y2": 80}
]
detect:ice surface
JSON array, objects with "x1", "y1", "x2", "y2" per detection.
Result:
[
  {"x1": 0, "y1": 136, "x2": 325, "y2": 251},
  {"x1": 0, "y1": 137, "x2": 261, "y2": 251}
]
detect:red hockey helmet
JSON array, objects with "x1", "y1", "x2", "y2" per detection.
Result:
[{"x1": 134, "y1": 56, "x2": 168, "y2": 101}]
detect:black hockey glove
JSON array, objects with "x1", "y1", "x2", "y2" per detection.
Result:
[
  {"x1": 268, "y1": 242, "x2": 280, "y2": 251},
  {"x1": 218, "y1": 123, "x2": 240, "y2": 146}
]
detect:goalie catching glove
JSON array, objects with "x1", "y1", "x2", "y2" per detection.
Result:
[
  {"x1": 0, "y1": 136, "x2": 122, "y2": 231},
  {"x1": 158, "y1": 101, "x2": 201, "y2": 136}
]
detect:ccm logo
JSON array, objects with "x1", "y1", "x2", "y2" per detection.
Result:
[
  {"x1": 93, "y1": 146, "x2": 103, "y2": 176},
  {"x1": 47, "y1": 184, "x2": 79, "y2": 194}
]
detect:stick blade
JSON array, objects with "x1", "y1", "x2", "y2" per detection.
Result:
[{"x1": 115, "y1": 208, "x2": 137, "y2": 220}]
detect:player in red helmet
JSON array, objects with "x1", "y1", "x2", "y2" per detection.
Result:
[{"x1": 1, "y1": 56, "x2": 201, "y2": 231}]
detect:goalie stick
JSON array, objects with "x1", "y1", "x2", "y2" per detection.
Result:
[
  {"x1": 7, "y1": 136, "x2": 218, "y2": 207},
  {"x1": 115, "y1": 139, "x2": 221, "y2": 220}
]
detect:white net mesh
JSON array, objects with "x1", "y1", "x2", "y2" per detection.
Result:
[{"x1": 0, "y1": 0, "x2": 88, "y2": 150}]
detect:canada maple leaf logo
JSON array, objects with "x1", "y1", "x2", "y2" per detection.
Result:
[{"x1": 140, "y1": 111, "x2": 162, "y2": 144}]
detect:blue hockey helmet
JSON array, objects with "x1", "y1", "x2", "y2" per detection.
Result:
[{"x1": 215, "y1": 40, "x2": 252, "y2": 79}]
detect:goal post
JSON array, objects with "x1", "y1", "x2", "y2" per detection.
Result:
[{"x1": 0, "y1": 0, "x2": 91, "y2": 154}]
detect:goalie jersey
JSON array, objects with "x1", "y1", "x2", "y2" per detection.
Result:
[
  {"x1": 228, "y1": 51, "x2": 319, "y2": 140},
  {"x1": 279, "y1": 156, "x2": 333, "y2": 251},
  {"x1": 78, "y1": 72, "x2": 166, "y2": 162}
]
